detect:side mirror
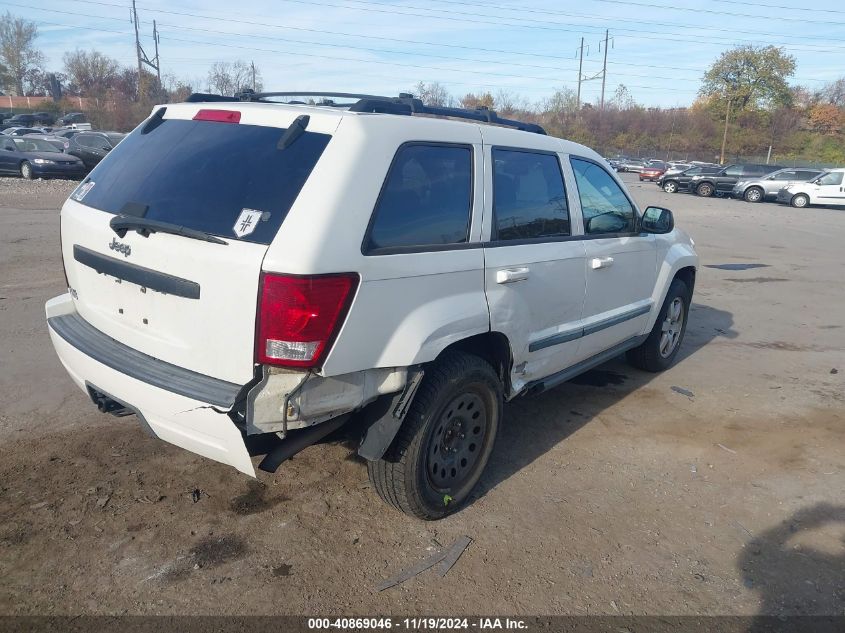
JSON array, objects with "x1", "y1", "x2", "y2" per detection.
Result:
[
  {"x1": 641, "y1": 206, "x2": 674, "y2": 234},
  {"x1": 585, "y1": 213, "x2": 629, "y2": 234}
]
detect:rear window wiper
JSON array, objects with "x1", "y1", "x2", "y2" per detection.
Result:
[{"x1": 109, "y1": 216, "x2": 228, "y2": 245}]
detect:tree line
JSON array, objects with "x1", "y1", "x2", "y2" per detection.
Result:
[{"x1": 1, "y1": 11, "x2": 842, "y2": 164}]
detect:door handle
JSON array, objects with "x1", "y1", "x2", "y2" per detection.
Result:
[
  {"x1": 496, "y1": 267, "x2": 530, "y2": 284},
  {"x1": 590, "y1": 256, "x2": 614, "y2": 270}
]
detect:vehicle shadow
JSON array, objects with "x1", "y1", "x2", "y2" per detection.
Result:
[
  {"x1": 471, "y1": 301, "x2": 737, "y2": 504},
  {"x1": 738, "y1": 503, "x2": 845, "y2": 630}
]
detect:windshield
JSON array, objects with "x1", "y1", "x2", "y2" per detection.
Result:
[
  {"x1": 75, "y1": 117, "x2": 332, "y2": 245},
  {"x1": 105, "y1": 133, "x2": 125, "y2": 146},
  {"x1": 13, "y1": 138, "x2": 60, "y2": 153}
]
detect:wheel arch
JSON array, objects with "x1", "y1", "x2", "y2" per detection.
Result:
[
  {"x1": 436, "y1": 331, "x2": 513, "y2": 397},
  {"x1": 644, "y1": 247, "x2": 698, "y2": 333}
]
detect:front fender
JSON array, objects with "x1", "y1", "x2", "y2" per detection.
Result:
[{"x1": 643, "y1": 237, "x2": 698, "y2": 333}]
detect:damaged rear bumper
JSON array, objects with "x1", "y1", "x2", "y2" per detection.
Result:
[
  {"x1": 46, "y1": 293, "x2": 412, "y2": 475},
  {"x1": 46, "y1": 293, "x2": 256, "y2": 475}
]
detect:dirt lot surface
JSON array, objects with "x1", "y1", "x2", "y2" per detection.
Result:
[{"x1": 0, "y1": 174, "x2": 842, "y2": 617}]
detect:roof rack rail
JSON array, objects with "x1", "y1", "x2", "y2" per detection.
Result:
[{"x1": 185, "y1": 90, "x2": 546, "y2": 135}]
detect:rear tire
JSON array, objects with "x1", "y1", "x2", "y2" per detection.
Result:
[
  {"x1": 368, "y1": 351, "x2": 502, "y2": 520},
  {"x1": 696, "y1": 182, "x2": 714, "y2": 197},
  {"x1": 627, "y1": 278, "x2": 690, "y2": 373},
  {"x1": 791, "y1": 193, "x2": 809, "y2": 208},
  {"x1": 744, "y1": 186, "x2": 764, "y2": 203},
  {"x1": 20, "y1": 161, "x2": 33, "y2": 180},
  {"x1": 663, "y1": 180, "x2": 678, "y2": 193}
]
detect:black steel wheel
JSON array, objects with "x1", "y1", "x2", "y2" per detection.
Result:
[{"x1": 368, "y1": 351, "x2": 502, "y2": 520}]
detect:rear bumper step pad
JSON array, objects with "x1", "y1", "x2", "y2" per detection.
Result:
[{"x1": 47, "y1": 312, "x2": 241, "y2": 407}]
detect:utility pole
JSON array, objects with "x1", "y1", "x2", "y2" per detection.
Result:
[
  {"x1": 153, "y1": 20, "x2": 161, "y2": 96},
  {"x1": 251, "y1": 61, "x2": 256, "y2": 91},
  {"x1": 600, "y1": 29, "x2": 609, "y2": 110},
  {"x1": 719, "y1": 96, "x2": 732, "y2": 165},
  {"x1": 132, "y1": 0, "x2": 143, "y2": 99},
  {"x1": 576, "y1": 37, "x2": 584, "y2": 110},
  {"x1": 132, "y1": 0, "x2": 161, "y2": 100}
]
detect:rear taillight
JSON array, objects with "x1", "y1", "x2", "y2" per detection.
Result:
[
  {"x1": 193, "y1": 109, "x2": 241, "y2": 123},
  {"x1": 256, "y1": 273, "x2": 358, "y2": 368}
]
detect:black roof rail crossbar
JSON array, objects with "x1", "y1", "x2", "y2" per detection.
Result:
[
  {"x1": 186, "y1": 91, "x2": 546, "y2": 135},
  {"x1": 184, "y1": 93, "x2": 241, "y2": 103}
]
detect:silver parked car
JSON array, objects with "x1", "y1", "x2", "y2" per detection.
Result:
[{"x1": 731, "y1": 167, "x2": 824, "y2": 203}]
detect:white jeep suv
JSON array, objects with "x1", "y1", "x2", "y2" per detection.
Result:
[{"x1": 46, "y1": 92, "x2": 698, "y2": 519}]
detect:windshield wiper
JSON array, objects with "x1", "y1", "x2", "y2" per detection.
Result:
[{"x1": 109, "y1": 216, "x2": 228, "y2": 245}]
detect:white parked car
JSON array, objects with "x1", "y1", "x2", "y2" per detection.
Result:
[
  {"x1": 46, "y1": 92, "x2": 698, "y2": 519},
  {"x1": 776, "y1": 168, "x2": 845, "y2": 208}
]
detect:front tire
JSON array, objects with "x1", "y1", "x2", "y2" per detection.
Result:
[
  {"x1": 663, "y1": 180, "x2": 678, "y2": 193},
  {"x1": 744, "y1": 186, "x2": 763, "y2": 203},
  {"x1": 20, "y1": 161, "x2": 33, "y2": 180},
  {"x1": 696, "y1": 182, "x2": 714, "y2": 197},
  {"x1": 791, "y1": 193, "x2": 809, "y2": 208},
  {"x1": 627, "y1": 278, "x2": 691, "y2": 372},
  {"x1": 368, "y1": 351, "x2": 502, "y2": 520}
]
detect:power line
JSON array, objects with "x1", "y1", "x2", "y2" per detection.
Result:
[
  {"x1": 704, "y1": 0, "x2": 845, "y2": 14},
  {"x1": 587, "y1": 0, "x2": 845, "y2": 26},
  {"x1": 23, "y1": 15, "x2": 701, "y2": 95},
  {"x1": 231, "y1": 0, "x2": 845, "y2": 50},
  {"x1": 41, "y1": 0, "x2": 845, "y2": 74},
  {"x1": 412, "y1": 0, "x2": 845, "y2": 45}
]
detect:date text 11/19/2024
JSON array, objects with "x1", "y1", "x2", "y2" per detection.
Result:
[{"x1": 307, "y1": 618, "x2": 528, "y2": 630}]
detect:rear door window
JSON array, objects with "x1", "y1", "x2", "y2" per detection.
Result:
[{"x1": 75, "y1": 117, "x2": 331, "y2": 244}]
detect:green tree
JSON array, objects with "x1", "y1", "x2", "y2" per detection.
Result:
[
  {"x1": 700, "y1": 45, "x2": 795, "y2": 111},
  {"x1": 0, "y1": 12, "x2": 44, "y2": 95},
  {"x1": 700, "y1": 45, "x2": 795, "y2": 163}
]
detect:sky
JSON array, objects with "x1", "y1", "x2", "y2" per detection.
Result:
[{"x1": 4, "y1": 0, "x2": 845, "y2": 108}]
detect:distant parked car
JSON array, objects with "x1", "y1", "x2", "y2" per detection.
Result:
[
  {"x1": 32, "y1": 112, "x2": 55, "y2": 125},
  {"x1": 688, "y1": 164, "x2": 782, "y2": 197},
  {"x1": 640, "y1": 161, "x2": 668, "y2": 181},
  {"x1": 731, "y1": 167, "x2": 824, "y2": 203},
  {"x1": 0, "y1": 136, "x2": 86, "y2": 179},
  {"x1": 53, "y1": 129, "x2": 81, "y2": 139},
  {"x1": 658, "y1": 165, "x2": 721, "y2": 193},
  {"x1": 4, "y1": 114, "x2": 36, "y2": 127},
  {"x1": 2, "y1": 126, "x2": 49, "y2": 136},
  {"x1": 66, "y1": 131, "x2": 126, "y2": 170},
  {"x1": 27, "y1": 133, "x2": 71, "y2": 152},
  {"x1": 57, "y1": 112, "x2": 88, "y2": 126},
  {"x1": 776, "y1": 169, "x2": 845, "y2": 208},
  {"x1": 619, "y1": 159, "x2": 645, "y2": 173}
]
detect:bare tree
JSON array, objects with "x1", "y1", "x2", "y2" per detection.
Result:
[
  {"x1": 412, "y1": 81, "x2": 451, "y2": 106},
  {"x1": 207, "y1": 60, "x2": 261, "y2": 96},
  {"x1": 0, "y1": 12, "x2": 44, "y2": 95},
  {"x1": 819, "y1": 77, "x2": 845, "y2": 108},
  {"x1": 63, "y1": 49, "x2": 119, "y2": 98}
]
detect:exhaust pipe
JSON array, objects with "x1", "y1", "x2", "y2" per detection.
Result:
[{"x1": 258, "y1": 414, "x2": 349, "y2": 473}]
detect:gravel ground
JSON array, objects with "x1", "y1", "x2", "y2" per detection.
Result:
[
  {"x1": 0, "y1": 176, "x2": 78, "y2": 210},
  {"x1": 0, "y1": 174, "x2": 842, "y2": 617}
]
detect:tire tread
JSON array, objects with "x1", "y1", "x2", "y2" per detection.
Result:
[{"x1": 368, "y1": 351, "x2": 500, "y2": 520}]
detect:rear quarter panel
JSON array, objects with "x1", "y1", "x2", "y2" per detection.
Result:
[{"x1": 262, "y1": 115, "x2": 490, "y2": 377}]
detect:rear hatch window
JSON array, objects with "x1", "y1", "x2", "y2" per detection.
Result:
[{"x1": 74, "y1": 117, "x2": 331, "y2": 244}]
